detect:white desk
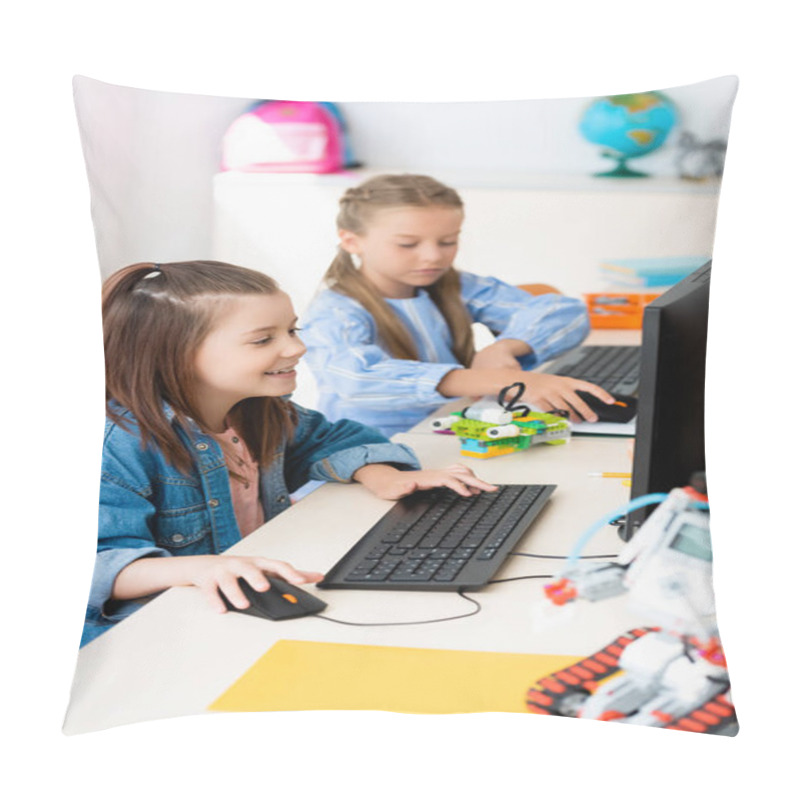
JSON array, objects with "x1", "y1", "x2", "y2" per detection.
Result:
[{"x1": 64, "y1": 422, "x2": 639, "y2": 734}]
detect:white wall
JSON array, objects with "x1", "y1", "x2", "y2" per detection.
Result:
[
  {"x1": 340, "y1": 78, "x2": 737, "y2": 176},
  {"x1": 73, "y1": 77, "x2": 250, "y2": 274},
  {"x1": 73, "y1": 75, "x2": 737, "y2": 278}
]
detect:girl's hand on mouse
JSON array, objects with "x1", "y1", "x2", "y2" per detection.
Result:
[
  {"x1": 112, "y1": 554, "x2": 324, "y2": 613},
  {"x1": 470, "y1": 339, "x2": 530, "y2": 371},
  {"x1": 520, "y1": 375, "x2": 615, "y2": 423},
  {"x1": 354, "y1": 463, "x2": 497, "y2": 500},
  {"x1": 191, "y1": 556, "x2": 325, "y2": 613}
]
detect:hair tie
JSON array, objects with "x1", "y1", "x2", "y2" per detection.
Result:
[{"x1": 141, "y1": 263, "x2": 163, "y2": 281}]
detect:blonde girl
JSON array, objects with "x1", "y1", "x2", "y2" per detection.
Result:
[
  {"x1": 302, "y1": 174, "x2": 614, "y2": 437},
  {"x1": 84, "y1": 260, "x2": 494, "y2": 646}
]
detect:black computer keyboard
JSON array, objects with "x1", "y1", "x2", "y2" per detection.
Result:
[
  {"x1": 542, "y1": 345, "x2": 640, "y2": 395},
  {"x1": 318, "y1": 483, "x2": 556, "y2": 591}
]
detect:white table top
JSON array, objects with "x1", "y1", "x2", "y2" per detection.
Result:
[{"x1": 64, "y1": 422, "x2": 638, "y2": 734}]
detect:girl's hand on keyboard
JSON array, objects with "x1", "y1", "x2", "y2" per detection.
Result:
[
  {"x1": 521, "y1": 374, "x2": 614, "y2": 422},
  {"x1": 353, "y1": 463, "x2": 498, "y2": 501}
]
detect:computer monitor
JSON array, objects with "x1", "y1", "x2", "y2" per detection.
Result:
[{"x1": 621, "y1": 261, "x2": 712, "y2": 541}]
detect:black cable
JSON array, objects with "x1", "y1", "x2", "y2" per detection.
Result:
[
  {"x1": 510, "y1": 551, "x2": 619, "y2": 560},
  {"x1": 487, "y1": 574, "x2": 554, "y2": 584},
  {"x1": 707, "y1": 676, "x2": 730, "y2": 686},
  {"x1": 682, "y1": 636, "x2": 696, "y2": 663},
  {"x1": 314, "y1": 589, "x2": 482, "y2": 627},
  {"x1": 314, "y1": 571, "x2": 560, "y2": 627}
]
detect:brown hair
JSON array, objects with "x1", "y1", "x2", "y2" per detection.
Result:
[
  {"x1": 102, "y1": 260, "x2": 296, "y2": 474},
  {"x1": 323, "y1": 174, "x2": 476, "y2": 365}
]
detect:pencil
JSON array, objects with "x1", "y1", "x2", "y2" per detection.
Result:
[{"x1": 588, "y1": 472, "x2": 632, "y2": 478}]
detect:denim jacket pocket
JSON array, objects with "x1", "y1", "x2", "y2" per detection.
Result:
[{"x1": 154, "y1": 503, "x2": 213, "y2": 551}]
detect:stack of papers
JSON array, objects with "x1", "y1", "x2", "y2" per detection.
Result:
[{"x1": 600, "y1": 256, "x2": 710, "y2": 288}]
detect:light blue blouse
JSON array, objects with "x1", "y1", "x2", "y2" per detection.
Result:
[{"x1": 302, "y1": 270, "x2": 590, "y2": 437}]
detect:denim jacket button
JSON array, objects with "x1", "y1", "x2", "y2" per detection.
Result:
[
  {"x1": 208, "y1": 498, "x2": 220, "y2": 508},
  {"x1": 277, "y1": 495, "x2": 287, "y2": 504},
  {"x1": 171, "y1": 533, "x2": 185, "y2": 543},
  {"x1": 196, "y1": 442, "x2": 209, "y2": 451}
]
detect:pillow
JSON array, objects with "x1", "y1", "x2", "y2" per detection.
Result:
[{"x1": 64, "y1": 75, "x2": 738, "y2": 736}]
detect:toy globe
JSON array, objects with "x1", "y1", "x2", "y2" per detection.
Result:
[{"x1": 579, "y1": 92, "x2": 678, "y2": 177}]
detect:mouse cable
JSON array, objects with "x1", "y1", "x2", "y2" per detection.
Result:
[
  {"x1": 313, "y1": 573, "x2": 560, "y2": 628},
  {"x1": 313, "y1": 589, "x2": 481, "y2": 627},
  {"x1": 509, "y1": 551, "x2": 618, "y2": 560},
  {"x1": 487, "y1": 573, "x2": 554, "y2": 584}
]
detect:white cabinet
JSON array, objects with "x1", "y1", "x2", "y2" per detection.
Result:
[
  {"x1": 213, "y1": 169, "x2": 721, "y2": 309},
  {"x1": 212, "y1": 169, "x2": 721, "y2": 408}
]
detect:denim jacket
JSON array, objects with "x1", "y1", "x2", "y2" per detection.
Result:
[{"x1": 82, "y1": 401, "x2": 419, "y2": 646}]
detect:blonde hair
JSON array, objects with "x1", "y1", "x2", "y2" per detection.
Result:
[
  {"x1": 103, "y1": 260, "x2": 297, "y2": 474},
  {"x1": 324, "y1": 174, "x2": 475, "y2": 365}
]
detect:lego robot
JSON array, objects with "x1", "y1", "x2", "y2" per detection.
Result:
[
  {"x1": 527, "y1": 475, "x2": 737, "y2": 735},
  {"x1": 431, "y1": 382, "x2": 571, "y2": 459}
]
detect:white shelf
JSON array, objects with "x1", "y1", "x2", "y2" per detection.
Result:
[{"x1": 214, "y1": 167, "x2": 722, "y2": 195}]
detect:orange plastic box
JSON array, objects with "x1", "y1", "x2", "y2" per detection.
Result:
[{"x1": 584, "y1": 291, "x2": 661, "y2": 329}]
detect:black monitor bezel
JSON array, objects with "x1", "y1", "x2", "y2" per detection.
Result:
[{"x1": 621, "y1": 260, "x2": 712, "y2": 541}]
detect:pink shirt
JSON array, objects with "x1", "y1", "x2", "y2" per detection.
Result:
[{"x1": 211, "y1": 428, "x2": 265, "y2": 537}]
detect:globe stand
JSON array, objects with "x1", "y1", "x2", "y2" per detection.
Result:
[{"x1": 594, "y1": 151, "x2": 649, "y2": 178}]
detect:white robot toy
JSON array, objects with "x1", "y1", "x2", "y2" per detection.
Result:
[{"x1": 527, "y1": 474, "x2": 737, "y2": 735}]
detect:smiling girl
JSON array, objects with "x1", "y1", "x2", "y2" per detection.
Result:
[
  {"x1": 302, "y1": 174, "x2": 614, "y2": 437},
  {"x1": 84, "y1": 260, "x2": 494, "y2": 646}
]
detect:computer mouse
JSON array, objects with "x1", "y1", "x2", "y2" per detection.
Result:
[
  {"x1": 575, "y1": 390, "x2": 638, "y2": 423},
  {"x1": 221, "y1": 575, "x2": 328, "y2": 620}
]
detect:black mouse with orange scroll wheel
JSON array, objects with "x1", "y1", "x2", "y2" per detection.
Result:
[
  {"x1": 221, "y1": 575, "x2": 328, "y2": 620},
  {"x1": 575, "y1": 390, "x2": 638, "y2": 423}
]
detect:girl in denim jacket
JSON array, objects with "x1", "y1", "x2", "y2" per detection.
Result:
[
  {"x1": 84, "y1": 260, "x2": 494, "y2": 646},
  {"x1": 302, "y1": 174, "x2": 615, "y2": 437}
]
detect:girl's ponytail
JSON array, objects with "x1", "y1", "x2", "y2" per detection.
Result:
[
  {"x1": 324, "y1": 247, "x2": 418, "y2": 360},
  {"x1": 427, "y1": 267, "x2": 475, "y2": 366}
]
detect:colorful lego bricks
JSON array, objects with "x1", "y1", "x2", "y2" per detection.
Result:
[{"x1": 435, "y1": 410, "x2": 571, "y2": 459}]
